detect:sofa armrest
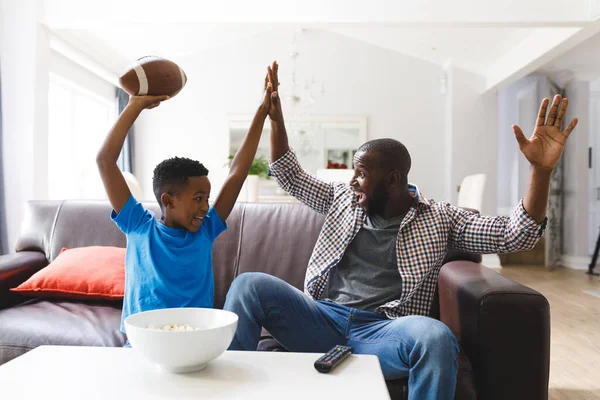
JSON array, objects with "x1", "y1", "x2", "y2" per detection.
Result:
[
  {"x1": 438, "y1": 261, "x2": 550, "y2": 400},
  {"x1": 0, "y1": 252, "x2": 48, "y2": 309}
]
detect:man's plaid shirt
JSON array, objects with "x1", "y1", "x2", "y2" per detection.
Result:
[{"x1": 270, "y1": 149, "x2": 546, "y2": 318}]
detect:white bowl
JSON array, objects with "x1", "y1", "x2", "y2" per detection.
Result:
[{"x1": 124, "y1": 308, "x2": 238, "y2": 373}]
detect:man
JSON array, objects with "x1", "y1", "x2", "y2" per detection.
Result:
[{"x1": 223, "y1": 62, "x2": 578, "y2": 399}]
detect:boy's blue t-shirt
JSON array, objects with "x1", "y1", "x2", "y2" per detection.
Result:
[{"x1": 111, "y1": 195, "x2": 227, "y2": 333}]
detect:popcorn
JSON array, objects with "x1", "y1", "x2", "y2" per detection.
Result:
[{"x1": 146, "y1": 323, "x2": 201, "y2": 331}]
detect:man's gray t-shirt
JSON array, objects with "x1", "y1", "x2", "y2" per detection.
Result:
[{"x1": 324, "y1": 213, "x2": 404, "y2": 312}]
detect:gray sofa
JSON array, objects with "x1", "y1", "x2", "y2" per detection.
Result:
[{"x1": 0, "y1": 200, "x2": 551, "y2": 399}]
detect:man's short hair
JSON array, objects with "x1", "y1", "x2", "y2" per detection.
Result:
[{"x1": 358, "y1": 138, "x2": 411, "y2": 176}]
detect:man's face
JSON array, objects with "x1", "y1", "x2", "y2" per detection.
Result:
[
  {"x1": 166, "y1": 176, "x2": 211, "y2": 232},
  {"x1": 350, "y1": 151, "x2": 389, "y2": 216}
]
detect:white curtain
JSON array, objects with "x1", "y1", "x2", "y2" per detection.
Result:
[
  {"x1": 116, "y1": 88, "x2": 134, "y2": 173},
  {"x1": 0, "y1": 58, "x2": 7, "y2": 254}
]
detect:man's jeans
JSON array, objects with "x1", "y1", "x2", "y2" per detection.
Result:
[{"x1": 224, "y1": 272, "x2": 459, "y2": 400}]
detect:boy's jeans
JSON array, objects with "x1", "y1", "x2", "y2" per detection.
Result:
[{"x1": 224, "y1": 272, "x2": 459, "y2": 400}]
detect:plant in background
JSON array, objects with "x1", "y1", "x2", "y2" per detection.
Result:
[{"x1": 227, "y1": 155, "x2": 270, "y2": 179}]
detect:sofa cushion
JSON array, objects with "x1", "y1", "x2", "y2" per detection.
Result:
[
  {"x1": 236, "y1": 203, "x2": 325, "y2": 291},
  {"x1": 212, "y1": 203, "x2": 245, "y2": 309},
  {"x1": 0, "y1": 299, "x2": 125, "y2": 365},
  {"x1": 16, "y1": 201, "x2": 162, "y2": 262},
  {"x1": 11, "y1": 247, "x2": 125, "y2": 301}
]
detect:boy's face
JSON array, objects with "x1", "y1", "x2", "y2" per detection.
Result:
[{"x1": 163, "y1": 176, "x2": 211, "y2": 233}]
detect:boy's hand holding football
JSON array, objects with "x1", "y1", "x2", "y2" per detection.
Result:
[{"x1": 128, "y1": 95, "x2": 170, "y2": 111}]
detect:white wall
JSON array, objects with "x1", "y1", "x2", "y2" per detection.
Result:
[
  {"x1": 562, "y1": 81, "x2": 590, "y2": 261},
  {"x1": 134, "y1": 28, "x2": 448, "y2": 202},
  {"x1": 446, "y1": 66, "x2": 498, "y2": 216},
  {"x1": 497, "y1": 76, "x2": 555, "y2": 216},
  {"x1": 0, "y1": 0, "x2": 50, "y2": 252},
  {"x1": 496, "y1": 76, "x2": 589, "y2": 264},
  {"x1": 49, "y1": 50, "x2": 115, "y2": 100},
  {"x1": 0, "y1": 21, "x2": 502, "y2": 250}
]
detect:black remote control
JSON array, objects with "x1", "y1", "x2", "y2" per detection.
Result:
[{"x1": 314, "y1": 345, "x2": 352, "y2": 373}]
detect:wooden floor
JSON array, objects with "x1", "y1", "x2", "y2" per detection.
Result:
[{"x1": 500, "y1": 266, "x2": 600, "y2": 400}]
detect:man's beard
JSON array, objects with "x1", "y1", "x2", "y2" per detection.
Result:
[{"x1": 366, "y1": 182, "x2": 389, "y2": 217}]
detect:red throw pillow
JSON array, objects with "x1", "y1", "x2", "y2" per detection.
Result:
[{"x1": 11, "y1": 246, "x2": 125, "y2": 301}]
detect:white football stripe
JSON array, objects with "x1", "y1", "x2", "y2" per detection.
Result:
[
  {"x1": 133, "y1": 63, "x2": 148, "y2": 95},
  {"x1": 179, "y1": 66, "x2": 187, "y2": 88}
]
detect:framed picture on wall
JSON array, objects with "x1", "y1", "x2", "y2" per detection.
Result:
[
  {"x1": 228, "y1": 115, "x2": 367, "y2": 174},
  {"x1": 327, "y1": 149, "x2": 350, "y2": 169}
]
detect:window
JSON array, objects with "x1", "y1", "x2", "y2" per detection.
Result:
[{"x1": 48, "y1": 58, "x2": 116, "y2": 200}]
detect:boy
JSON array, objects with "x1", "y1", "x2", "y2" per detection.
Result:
[{"x1": 96, "y1": 63, "x2": 277, "y2": 344}]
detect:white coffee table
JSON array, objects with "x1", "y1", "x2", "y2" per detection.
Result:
[{"x1": 0, "y1": 346, "x2": 390, "y2": 399}]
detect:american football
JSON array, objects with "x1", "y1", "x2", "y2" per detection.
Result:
[{"x1": 119, "y1": 56, "x2": 187, "y2": 98}]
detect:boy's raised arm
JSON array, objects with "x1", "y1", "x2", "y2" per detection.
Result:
[
  {"x1": 96, "y1": 95, "x2": 169, "y2": 214},
  {"x1": 213, "y1": 63, "x2": 275, "y2": 221}
]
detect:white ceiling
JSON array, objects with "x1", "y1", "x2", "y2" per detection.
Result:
[
  {"x1": 537, "y1": 32, "x2": 600, "y2": 86},
  {"x1": 54, "y1": 25, "x2": 540, "y2": 75},
  {"x1": 327, "y1": 27, "x2": 539, "y2": 74},
  {"x1": 82, "y1": 24, "x2": 274, "y2": 61},
  {"x1": 41, "y1": 0, "x2": 595, "y2": 25},
  {"x1": 42, "y1": 0, "x2": 600, "y2": 92}
]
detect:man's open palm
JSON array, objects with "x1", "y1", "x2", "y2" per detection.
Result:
[{"x1": 512, "y1": 95, "x2": 578, "y2": 171}]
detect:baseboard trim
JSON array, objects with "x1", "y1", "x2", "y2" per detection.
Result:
[{"x1": 560, "y1": 255, "x2": 591, "y2": 270}]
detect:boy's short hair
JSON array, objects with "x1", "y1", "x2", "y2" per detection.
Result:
[{"x1": 152, "y1": 157, "x2": 209, "y2": 205}]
